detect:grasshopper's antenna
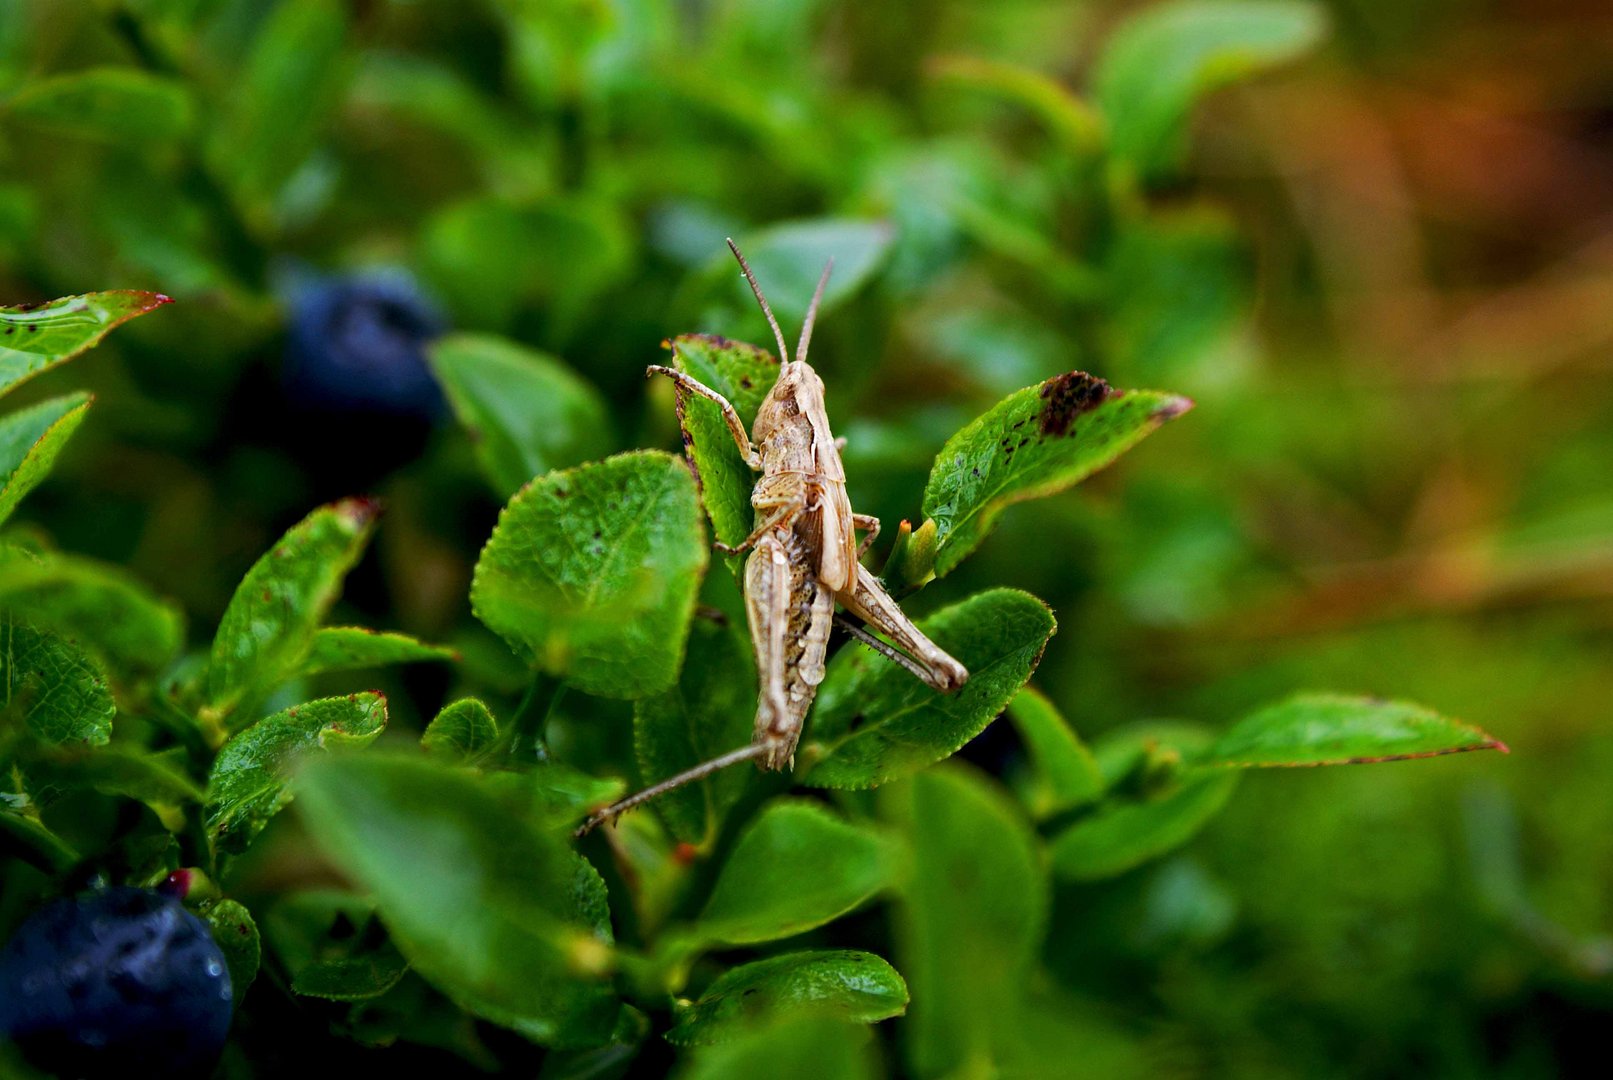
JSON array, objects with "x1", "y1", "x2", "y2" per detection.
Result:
[
  {"x1": 727, "y1": 238, "x2": 793, "y2": 365},
  {"x1": 796, "y1": 258, "x2": 834, "y2": 368}
]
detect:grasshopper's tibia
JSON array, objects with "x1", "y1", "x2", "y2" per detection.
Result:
[
  {"x1": 574, "y1": 742, "x2": 771, "y2": 837},
  {"x1": 646, "y1": 365, "x2": 761, "y2": 469}
]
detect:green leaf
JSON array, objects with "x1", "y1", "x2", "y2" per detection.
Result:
[
  {"x1": 471, "y1": 451, "x2": 708, "y2": 699},
  {"x1": 207, "y1": 498, "x2": 380, "y2": 712},
  {"x1": 694, "y1": 801, "x2": 899, "y2": 946},
  {"x1": 663, "y1": 334, "x2": 776, "y2": 550},
  {"x1": 0, "y1": 545, "x2": 185, "y2": 676},
  {"x1": 205, "y1": 693, "x2": 388, "y2": 855},
  {"x1": 206, "y1": 0, "x2": 349, "y2": 218},
  {"x1": 0, "y1": 393, "x2": 92, "y2": 527},
  {"x1": 1048, "y1": 724, "x2": 1238, "y2": 881},
  {"x1": 302, "y1": 627, "x2": 455, "y2": 677},
  {"x1": 1006, "y1": 687, "x2": 1103, "y2": 819},
  {"x1": 296, "y1": 754, "x2": 621, "y2": 1047},
  {"x1": 429, "y1": 333, "x2": 613, "y2": 499},
  {"x1": 667, "y1": 950, "x2": 908, "y2": 1047},
  {"x1": 801, "y1": 589, "x2": 1056, "y2": 788},
  {"x1": 1095, "y1": 0, "x2": 1329, "y2": 180},
  {"x1": 421, "y1": 698, "x2": 499, "y2": 760},
  {"x1": 43, "y1": 746, "x2": 204, "y2": 807},
  {"x1": 0, "y1": 803, "x2": 78, "y2": 872},
  {"x1": 883, "y1": 763, "x2": 1047, "y2": 1076},
  {"x1": 0, "y1": 292, "x2": 170, "y2": 397},
  {"x1": 0, "y1": 622, "x2": 114, "y2": 747},
  {"x1": 724, "y1": 219, "x2": 894, "y2": 326},
  {"x1": 1201, "y1": 693, "x2": 1508, "y2": 768},
  {"x1": 634, "y1": 615, "x2": 755, "y2": 845},
  {"x1": 262, "y1": 891, "x2": 406, "y2": 1002},
  {"x1": 929, "y1": 55, "x2": 1104, "y2": 155},
  {"x1": 203, "y1": 899, "x2": 261, "y2": 1005},
  {"x1": 920, "y1": 373, "x2": 1191, "y2": 579},
  {"x1": 5, "y1": 67, "x2": 194, "y2": 144},
  {"x1": 675, "y1": 1014, "x2": 877, "y2": 1080}
]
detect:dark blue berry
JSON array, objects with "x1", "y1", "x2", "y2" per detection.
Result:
[
  {"x1": 282, "y1": 268, "x2": 448, "y2": 419},
  {"x1": 0, "y1": 887, "x2": 233, "y2": 1078}
]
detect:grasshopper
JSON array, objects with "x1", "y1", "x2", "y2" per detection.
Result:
[{"x1": 578, "y1": 242, "x2": 967, "y2": 836}]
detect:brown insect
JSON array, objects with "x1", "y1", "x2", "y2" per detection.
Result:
[{"x1": 577, "y1": 242, "x2": 967, "y2": 836}]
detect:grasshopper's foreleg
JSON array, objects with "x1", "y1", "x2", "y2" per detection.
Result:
[
  {"x1": 714, "y1": 476, "x2": 806, "y2": 556},
  {"x1": 646, "y1": 365, "x2": 761, "y2": 469},
  {"x1": 834, "y1": 564, "x2": 969, "y2": 692}
]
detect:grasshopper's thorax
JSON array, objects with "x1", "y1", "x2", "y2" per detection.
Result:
[{"x1": 751, "y1": 362, "x2": 845, "y2": 481}]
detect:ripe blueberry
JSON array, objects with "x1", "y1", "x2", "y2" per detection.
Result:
[
  {"x1": 0, "y1": 887, "x2": 233, "y2": 1078},
  {"x1": 282, "y1": 268, "x2": 448, "y2": 420}
]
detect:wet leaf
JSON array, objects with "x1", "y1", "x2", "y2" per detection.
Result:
[
  {"x1": 421, "y1": 698, "x2": 499, "y2": 760},
  {"x1": 471, "y1": 451, "x2": 707, "y2": 699},
  {"x1": 1095, "y1": 0, "x2": 1328, "y2": 180},
  {"x1": 920, "y1": 373, "x2": 1191, "y2": 579},
  {"x1": 0, "y1": 393, "x2": 91, "y2": 527},
  {"x1": 204, "y1": 899, "x2": 261, "y2": 1004},
  {"x1": 0, "y1": 622, "x2": 114, "y2": 747},
  {"x1": 0, "y1": 545, "x2": 185, "y2": 676},
  {"x1": 694, "y1": 801, "x2": 900, "y2": 946},
  {"x1": 302, "y1": 627, "x2": 454, "y2": 677},
  {"x1": 634, "y1": 615, "x2": 756, "y2": 845},
  {"x1": 208, "y1": 498, "x2": 379, "y2": 713},
  {"x1": 667, "y1": 950, "x2": 907, "y2": 1047},
  {"x1": 296, "y1": 754, "x2": 621, "y2": 1047},
  {"x1": 1006, "y1": 687, "x2": 1103, "y2": 818},
  {"x1": 884, "y1": 763, "x2": 1047, "y2": 1076},
  {"x1": 0, "y1": 292, "x2": 171, "y2": 397},
  {"x1": 6, "y1": 67, "x2": 194, "y2": 144},
  {"x1": 431, "y1": 333, "x2": 613, "y2": 498},
  {"x1": 662, "y1": 334, "x2": 775, "y2": 550},
  {"x1": 205, "y1": 693, "x2": 388, "y2": 855},
  {"x1": 802, "y1": 589, "x2": 1055, "y2": 788},
  {"x1": 1202, "y1": 693, "x2": 1508, "y2": 768}
]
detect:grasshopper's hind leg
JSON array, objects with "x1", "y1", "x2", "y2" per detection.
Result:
[{"x1": 835, "y1": 564, "x2": 969, "y2": 692}]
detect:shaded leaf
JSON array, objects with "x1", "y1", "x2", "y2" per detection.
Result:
[
  {"x1": 667, "y1": 950, "x2": 907, "y2": 1047},
  {"x1": 1095, "y1": 0, "x2": 1328, "y2": 180},
  {"x1": 421, "y1": 698, "x2": 499, "y2": 760},
  {"x1": 1049, "y1": 724, "x2": 1238, "y2": 881},
  {"x1": 0, "y1": 292, "x2": 170, "y2": 397},
  {"x1": 42, "y1": 746, "x2": 203, "y2": 806},
  {"x1": 294, "y1": 939, "x2": 410, "y2": 1002},
  {"x1": 206, "y1": 0, "x2": 349, "y2": 218},
  {"x1": 0, "y1": 545, "x2": 185, "y2": 676},
  {"x1": 883, "y1": 763, "x2": 1047, "y2": 1076},
  {"x1": 634, "y1": 615, "x2": 755, "y2": 844},
  {"x1": 0, "y1": 803, "x2": 78, "y2": 873},
  {"x1": 675, "y1": 1013, "x2": 877, "y2": 1080},
  {"x1": 207, "y1": 498, "x2": 379, "y2": 712},
  {"x1": 0, "y1": 622, "x2": 113, "y2": 747},
  {"x1": 296, "y1": 754, "x2": 620, "y2": 1047},
  {"x1": 1202, "y1": 693, "x2": 1508, "y2": 768},
  {"x1": 663, "y1": 334, "x2": 775, "y2": 550},
  {"x1": 205, "y1": 693, "x2": 388, "y2": 855},
  {"x1": 471, "y1": 451, "x2": 707, "y2": 699},
  {"x1": 802, "y1": 589, "x2": 1056, "y2": 788},
  {"x1": 1006, "y1": 686, "x2": 1103, "y2": 818},
  {"x1": 694, "y1": 801, "x2": 900, "y2": 946},
  {"x1": 302, "y1": 627, "x2": 454, "y2": 677},
  {"x1": 430, "y1": 333, "x2": 613, "y2": 498},
  {"x1": 0, "y1": 393, "x2": 92, "y2": 526},
  {"x1": 920, "y1": 373, "x2": 1191, "y2": 579},
  {"x1": 203, "y1": 899, "x2": 261, "y2": 1005},
  {"x1": 6, "y1": 67, "x2": 194, "y2": 144}
]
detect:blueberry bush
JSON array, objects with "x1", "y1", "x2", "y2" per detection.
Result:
[{"x1": 3, "y1": 0, "x2": 1599, "y2": 1076}]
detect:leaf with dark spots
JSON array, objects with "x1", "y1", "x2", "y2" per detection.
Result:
[
  {"x1": 916, "y1": 373, "x2": 1191, "y2": 581},
  {"x1": 1, "y1": 292, "x2": 171, "y2": 398}
]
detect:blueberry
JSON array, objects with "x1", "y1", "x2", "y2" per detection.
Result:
[
  {"x1": 0, "y1": 887, "x2": 233, "y2": 1079},
  {"x1": 282, "y1": 268, "x2": 448, "y2": 420}
]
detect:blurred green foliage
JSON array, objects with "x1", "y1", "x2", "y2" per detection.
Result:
[{"x1": 2, "y1": 0, "x2": 1609, "y2": 1076}]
